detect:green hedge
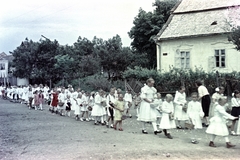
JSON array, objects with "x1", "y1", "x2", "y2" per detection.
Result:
[{"x1": 123, "y1": 66, "x2": 240, "y2": 96}]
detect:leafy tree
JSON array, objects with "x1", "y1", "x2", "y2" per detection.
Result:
[
  {"x1": 228, "y1": 26, "x2": 240, "y2": 51},
  {"x1": 92, "y1": 35, "x2": 136, "y2": 80},
  {"x1": 73, "y1": 36, "x2": 100, "y2": 77},
  {"x1": 128, "y1": 0, "x2": 178, "y2": 68},
  {"x1": 11, "y1": 38, "x2": 39, "y2": 79},
  {"x1": 11, "y1": 37, "x2": 60, "y2": 85}
]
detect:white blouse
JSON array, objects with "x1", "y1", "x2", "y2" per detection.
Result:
[
  {"x1": 231, "y1": 97, "x2": 240, "y2": 107},
  {"x1": 198, "y1": 85, "x2": 209, "y2": 98}
]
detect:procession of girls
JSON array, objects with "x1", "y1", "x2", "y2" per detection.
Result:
[{"x1": 1, "y1": 79, "x2": 239, "y2": 148}]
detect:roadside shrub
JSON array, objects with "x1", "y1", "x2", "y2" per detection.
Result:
[{"x1": 123, "y1": 66, "x2": 240, "y2": 96}]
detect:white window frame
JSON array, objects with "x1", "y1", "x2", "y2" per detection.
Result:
[
  {"x1": 214, "y1": 49, "x2": 226, "y2": 68},
  {"x1": 175, "y1": 50, "x2": 190, "y2": 69}
]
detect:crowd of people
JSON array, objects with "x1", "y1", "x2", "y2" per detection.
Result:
[{"x1": 0, "y1": 78, "x2": 239, "y2": 148}]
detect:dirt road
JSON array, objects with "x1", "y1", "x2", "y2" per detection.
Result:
[{"x1": 0, "y1": 99, "x2": 239, "y2": 160}]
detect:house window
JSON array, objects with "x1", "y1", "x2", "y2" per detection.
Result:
[
  {"x1": 215, "y1": 49, "x2": 225, "y2": 67},
  {"x1": 175, "y1": 51, "x2": 190, "y2": 69}
]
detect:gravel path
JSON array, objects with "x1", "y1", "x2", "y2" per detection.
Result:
[{"x1": 0, "y1": 99, "x2": 239, "y2": 160}]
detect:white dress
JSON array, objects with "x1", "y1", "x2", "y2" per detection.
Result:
[
  {"x1": 80, "y1": 94, "x2": 88, "y2": 112},
  {"x1": 159, "y1": 101, "x2": 176, "y2": 129},
  {"x1": 106, "y1": 94, "x2": 116, "y2": 116},
  {"x1": 91, "y1": 94, "x2": 104, "y2": 116},
  {"x1": 174, "y1": 91, "x2": 188, "y2": 120},
  {"x1": 58, "y1": 92, "x2": 66, "y2": 110},
  {"x1": 70, "y1": 91, "x2": 78, "y2": 111},
  {"x1": 124, "y1": 93, "x2": 133, "y2": 110},
  {"x1": 187, "y1": 101, "x2": 204, "y2": 129},
  {"x1": 75, "y1": 98, "x2": 83, "y2": 115},
  {"x1": 209, "y1": 92, "x2": 222, "y2": 117},
  {"x1": 137, "y1": 85, "x2": 157, "y2": 122},
  {"x1": 21, "y1": 87, "x2": 29, "y2": 102},
  {"x1": 206, "y1": 104, "x2": 235, "y2": 136},
  {"x1": 154, "y1": 99, "x2": 163, "y2": 118}
]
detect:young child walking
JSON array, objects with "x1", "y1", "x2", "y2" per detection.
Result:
[
  {"x1": 38, "y1": 90, "x2": 44, "y2": 111},
  {"x1": 155, "y1": 93, "x2": 163, "y2": 127},
  {"x1": 134, "y1": 92, "x2": 141, "y2": 118},
  {"x1": 206, "y1": 96, "x2": 238, "y2": 148},
  {"x1": 230, "y1": 90, "x2": 240, "y2": 136},
  {"x1": 113, "y1": 94, "x2": 125, "y2": 131},
  {"x1": 187, "y1": 92, "x2": 204, "y2": 144},
  {"x1": 33, "y1": 90, "x2": 40, "y2": 110},
  {"x1": 106, "y1": 88, "x2": 116, "y2": 128},
  {"x1": 159, "y1": 94, "x2": 176, "y2": 139},
  {"x1": 75, "y1": 93, "x2": 83, "y2": 120},
  {"x1": 65, "y1": 95, "x2": 72, "y2": 117}
]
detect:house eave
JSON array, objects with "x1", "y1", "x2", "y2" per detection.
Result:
[{"x1": 156, "y1": 32, "x2": 231, "y2": 43}]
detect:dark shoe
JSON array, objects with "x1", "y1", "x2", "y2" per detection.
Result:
[
  {"x1": 177, "y1": 125, "x2": 182, "y2": 129},
  {"x1": 154, "y1": 130, "x2": 162, "y2": 135},
  {"x1": 163, "y1": 129, "x2": 168, "y2": 136},
  {"x1": 191, "y1": 140, "x2": 199, "y2": 144},
  {"x1": 166, "y1": 133, "x2": 173, "y2": 139},
  {"x1": 142, "y1": 130, "x2": 148, "y2": 134},
  {"x1": 209, "y1": 141, "x2": 216, "y2": 147},
  {"x1": 226, "y1": 142, "x2": 236, "y2": 148},
  {"x1": 119, "y1": 128, "x2": 123, "y2": 131},
  {"x1": 94, "y1": 122, "x2": 99, "y2": 125},
  {"x1": 203, "y1": 124, "x2": 209, "y2": 127},
  {"x1": 113, "y1": 125, "x2": 117, "y2": 130}
]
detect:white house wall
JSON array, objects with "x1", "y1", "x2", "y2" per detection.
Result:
[{"x1": 157, "y1": 35, "x2": 240, "y2": 73}]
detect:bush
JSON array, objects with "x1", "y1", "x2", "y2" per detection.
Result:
[
  {"x1": 123, "y1": 66, "x2": 240, "y2": 96},
  {"x1": 70, "y1": 74, "x2": 125, "y2": 92}
]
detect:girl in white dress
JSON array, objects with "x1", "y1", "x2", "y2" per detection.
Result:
[
  {"x1": 124, "y1": 89, "x2": 133, "y2": 118},
  {"x1": 106, "y1": 88, "x2": 116, "y2": 128},
  {"x1": 80, "y1": 91, "x2": 88, "y2": 121},
  {"x1": 91, "y1": 90, "x2": 105, "y2": 125},
  {"x1": 230, "y1": 90, "x2": 240, "y2": 136},
  {"x1": 43, "y1": 84, "x2": 50, "y2": 102},
  {"x1": 134, "y1": 92, "x2": 141, "y2": 118},
  {"x1": 206, "y1": 96, "x2": 238, "y2": 148},
  {"x1": 70, "y1": 88, "x2": 78, "y2": 114},
  {"x1": 88, "y1": 92, "x2": 95, "y2": 121},
  {"x1": 159, "y1": 94, "x2": 176, "y2": 139},
  {"x1": 209, "y1": 87, "x2": 224, "y2": 118},
  {"x1": 187, "y1": 92, "x2": 204, "y2": 144},
  {"x1": 174, "y1": 86, "x2": 188, "y2": 129},
  {"x1": 58, "y1": 88, "x2": 66, "y2": 116},
  {"x1": 101, "y1": 92, "x2": 107, "y2": 125},
  {"x1": 138, "y1": 78, "x2": 161, "y2": 135},
  {"x1": 154, "y1": 93, "x2": 163, "y2": 127},
  {"x1": 75, "y1": 93, "x2": 83, "y2": 120}
]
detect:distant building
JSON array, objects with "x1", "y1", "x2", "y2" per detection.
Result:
[
  {"x1": 0, "y1": 52, "x2": 28, "y2": 86},
  {"x1": 155, "y1": 0, "x2": 240, "y2": 72}
]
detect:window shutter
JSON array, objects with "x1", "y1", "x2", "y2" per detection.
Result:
[
  {"x1": 175, "y1": 50, "x2": 181, "y2": 68},
  {"x1": 208, "y1": 56, "x2": 215, "y2": 71}
]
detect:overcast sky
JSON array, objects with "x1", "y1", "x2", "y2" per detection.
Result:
[{"x1": 0, "y1": 0, "x2": 156, "y2": 54}]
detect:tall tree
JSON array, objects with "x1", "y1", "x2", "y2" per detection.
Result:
[
  {"x1": 229, "y1": 26, "x2": 240, "y2": 51},
  {"x1": 128, "y1": 0, "x2": 178, "y2": 68},
  {"x1": 11, "y1": 38, "x2": 60, "y2": 85},
  {"x1": 12, "y1": 38, "x2": 38, "y2": 79},
  {"x1": 92, "y1": 35, "x2": 136, "y2": 80}
]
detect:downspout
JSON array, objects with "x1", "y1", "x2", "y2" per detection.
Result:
[{"x1": 156, "y1": 43, "x2": 161, "y2": 71}]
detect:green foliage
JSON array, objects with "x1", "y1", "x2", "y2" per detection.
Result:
[
  {"x1": 128, "y1": 0, "x2": 178, "y2": 68},
  {"x1": 228, "y1": 26, "x2": 240, "y2": 51},
  {"x1": 73, "y1": 74, "x2": 124, "y2": 92},
  {"x1": 123, "y1": 66, "x2": 240, "y2": 96}
]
